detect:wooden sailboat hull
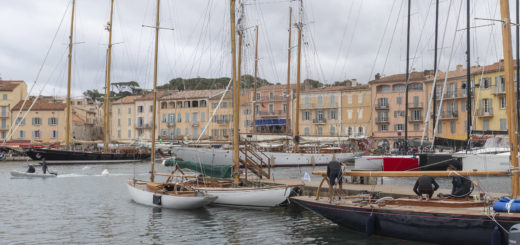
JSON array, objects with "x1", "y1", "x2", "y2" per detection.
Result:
[
  {"x1": 10, "y1": 170, "x2": 57, "y2": 178},
  {"x1": 26, "y1": 148, "x2": 150, "y2": 162},
  {"x1": 126, "y1": 179, "x2": 217, "y2": 209},
  {"x1": 292, "y1": 196, "x2": 520, "y2": 245},
  {"x1": 193, "y1": 185, "x2": 294, "y2": 207},
  {"x1": 172, "y1": 146, "x2": 356, "y2": 167}
]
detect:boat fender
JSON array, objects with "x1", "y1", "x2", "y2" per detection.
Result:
[
  {"x1": 365, "y1": 215, "x2": 377, "y2": 236},
  {"x1": 490, "y1": 226, "x2": 502, "y2": 245},
  {"x1": 153, "y1": 194, "x2": 162, "y2": 206}
]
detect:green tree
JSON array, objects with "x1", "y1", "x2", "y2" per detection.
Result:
[{"x1": 83, "y1": 89, "x2": 103, "y2": 102}]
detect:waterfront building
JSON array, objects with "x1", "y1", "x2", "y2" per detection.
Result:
[
  {"x1": 207, "y1": 91, "x2": 233, "y2": 140},
  {"x1": 249, "y1": 84, "x2": 294, "y2": 134},
  {"x1": 158, "y1": 89, "x2": 225, "y2": 141},
  {"x1": 11, "y1": 99, "x2": 66, "y2": 143},
  {"x1": 340, "y1": 81, "x2": 372, "y2": 138},
  {"x1": 299, "y1": 86, "x2": 342, "y2": 136},
  {"x1": 134, "y1": 92, "x2": 164, "y2": 141},
  {"x1": 0, "y1": 80, "x2": 27, "y2": 140},
  {"x1": 110, "y1": 95, "x2": 141, "y2": 142},
  {"x1": 369, "y1": 71, "x2": 432, "y2": 149}
]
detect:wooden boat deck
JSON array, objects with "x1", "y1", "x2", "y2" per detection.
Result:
[
  {"x1": 296, "y1": 195, "x2": 520, "y2": 218},
  {"x1": 128, "y1": 179, "x2": 202, "y2": 196}
]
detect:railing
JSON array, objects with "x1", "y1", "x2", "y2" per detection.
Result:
[
  {"x1": 439, "y1": 111, "x2": 458, "y2": 120},
  {"x1": 257, "y1": 110, "x2": 286, "y2": 116},
  {"x1": 477, "y1": 107, "x2": 494, "y2": 117},
  {"x1": 166, "y1": 121, "x2": 175, "y2": 127},
  {"x1": 312, "y1": 118, "x2": 327, "y2": 124},
  {"x1": 409, "y1": 116, "x2": 423, "y2": 122},
  {"x1": 216, "y1": 119, "x2": 230, "y2": 124},
  {"x1": 239, "y1": 140, "x2": 271, "y2": 179},
  {"x1": 375, "y1": 104, "x2": 389, "y2": 110},
  {"x1": 408, "y1": 102, "x2": 423, "y2": 108},
  {"x1": 135, "y1": 123, "x2": 151, "y2": 129},
  {"x1": 305, "y1": 102, "x2": 339, "y2": 109},
  {"x1": 259, "y1": 95, "x2": 286, "y2": 101},
  {"x1": 493, "y1": 85, "x2": 506, "y2": 95},
  {"x1": 191, "y1": 121, "x2": 199, "y2": 127},
  {"x1": 376, "y1": 117, "x2": 389, "y2": 123}
]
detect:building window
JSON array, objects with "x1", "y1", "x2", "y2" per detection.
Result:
[
  {"x1": 358, "y1": 126, "x2": 364, "y2": 136},
  {"x1": 185, "y1": 112, "x2": 190, "y2": 122},
  {"x1": 269, "y1": 92, "x2": 274, "y2": 100},
  {"x1": 396, "y1": 97, "x2": 402, "y2": 105},
  {"x1": 304, "y1": 127, "x2": 310, "y2": 135},
  {"x1": 51, "y1": 130, "x2": 58, "y2": 138},
  {"x1": 200, "y1": 100, "x2": 207, "y2": 107},
  {"x1": 117, "y1": 130, "x2": 121, "y2": 138},
  {"x1": 414, "y1": 123, "x2": 420, "y2": 131},
  {"x1": 304, "y1": 96, "x2": 309, "y2": 108},
  {"x1": 15, "y1": 118, "x2": 25, "y2": 126},
  {"x1": 117, "y1": 118, "x2": 121, "y2": 126},
  {"x1": 177, "y1": 113, "x2": 182, "y2": 122},
  {"x1": 149, "y1": 105, "x2": 153, "y2": 112},
  {"x1": 162, "y1": 114, "x2": 166, "y2": 122},
  {"x1": 358, "y1": 93, "x2": 363, "y2": 104},
  {"x1": 117, "y1": 108, "x2": 121, "y2": 114},
  {"x1": 358, "y1": 109, "x2": 363, "y2": 119},
  {"x1": 32, "y1": 117, "x2": 42, "y2": 126},
  {"x1": 221, "y1": 102, "x2": 227, "y2": 108},
  {"x1": 329, "y1": 110, "x2": 337, "y2": 120},
  {"x1": 378, "y1": 124, "x2": 388, "y2": 131},
  {"x1": 128, "y1": 129, "x2": 131, "y2": 138},
  {"x1": 411, "y1": 110, "x2": 422, "y2": 121},
  {"x1": 347, "y1": 127, "x2": 353, "y2": 136},
  {"x1": 347, "y1": 110, "x2": 352, "y2": 120},
  {"x1": 482, "y1": 98, "x2": 492, "y2": 113},
  {"x1": 483, "y1": 119, "x2": 490, "y2": 131},
  {"x1": 1, "y1": 106, "x2": 6, "y2": 117},
  {"x1": 500, "y1": 96, "x2": 506, "y2": 109},
  {"x1": 394, "y1": 124, "x2": 404, "y2": 131},
  {"x1": 450, "y1": 121, "x2": 456, "y2": 133},
  {"x1": 269, "y1": 104, "x2": 274, "y2": 113},
  {"x1": 317, "y1": 110, "x2": 325, "y2": 121},
  {"x1": 347, "y1": 94, "x2": 352, "y2": 104},
  {"x1": 377, "y1": 98, "x2": 388, "y2": 107},
  {"x1": 330, "y1": 126, "x2": 335, "y2": 136},
  {"x1": 1, "y1": 119, "x2": 5, "y2": 129},
  {"x1": 317, "y1": 126, "x2": 323, "y2": 135},
  {"x1": 318, "y1": 96, "x2": 323, "y2": 107},
  {"x1": 331, "y1": 95, "x2": 335, "y2": 107},
  {"x1": 128, "y1": 107, "x2": 131, "y2": 114},
  {"x1": 128, "y1": 118, "x2": 131, "y2": 126},
  {"x1": 32, "y1": 130, "x2": 41, "y2": 139},
  {"x1": 409, "y1": 83, "x2": 423, "y2": 91},
  {"x1": 282, "y1": 104, "x2": 287, "y2": 113},
  {"x1": 18, "y1": 130, "x2": 25, "y2": 138},
  {"x1": 201, "y1": 112, "x2": 205, "y2": 122},
  {"x1": 161, "y1": 102, "x2": 167, "y2": 109},
  {"x1": 302, "y1": 111, "x2": 311, "y2": 121},
  {"x1": 2, "y1": 94, "x2": 6, "y2": 100},
  {"x1": 137, "y1": 106, "x2": 143, "y2": 113},
  {"x1": 49, "y1": 117, "x2": 58, "y2": 126},
  {"x1": 438, "y1": 123, "x2": 442, "y2": 133},
  {"x1": 500, "y1": 118, "x2": 507, "y2": 130},
  {"x1": 394, "y1": 110, "x2": 405, "y2": 118},
  {"x1": 256, "y1": 93, "x2": 260, "y2": 101}
]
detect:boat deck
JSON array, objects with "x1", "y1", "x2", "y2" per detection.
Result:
[{"x1": 44, "y1": 159, "x2": 143, "y2": 165}]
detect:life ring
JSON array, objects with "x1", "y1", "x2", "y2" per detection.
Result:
[{"x1": 35, "y1": 153, "x2": 42, "y2": 160}]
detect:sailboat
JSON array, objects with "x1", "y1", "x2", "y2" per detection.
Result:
[
  {"x1": 25, "y1": 0, "x2": 150, "y2": 164},
  {"x1": 292, "y1": 0, "x2": 520, "y2": 244},
  {"x1": 181, "y1": 0, "x2": 297, "y2": 208},
  {"x1": 126, "y1": 0, "x2": 216, "y2": 209},
  {"x1": 171, "y1": 1, "x2": 357, "y2": 167}
]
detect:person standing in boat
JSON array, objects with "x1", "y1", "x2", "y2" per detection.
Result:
[
  {"x1": 413, "y1": 175, "x2": 439, "y2": 200},
  {"x1": 327, "y1": 160, "x2": 343, "y2": 202},
  {"x1": 41, "y1": 158, "x2": 48, "y2": 174}
]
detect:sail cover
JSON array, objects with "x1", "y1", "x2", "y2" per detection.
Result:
[{"x1": 163, "y1": 159, "x2": 232, "y2": 178}]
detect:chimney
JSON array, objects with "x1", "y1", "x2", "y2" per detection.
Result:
[
  {"x1": 423, "y1": 70, "x2": 433, "y2": 77},
  {"x1": 351, "y1": 79, "x2": 358, "y2": 86},
  {"x1": 375, "y1": 73, "x2": 381, "y2": 80},
  {"x1": 456, "y1": 64, "x2": 463, "y2": 72}
]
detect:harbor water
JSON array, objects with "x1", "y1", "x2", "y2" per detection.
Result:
[{"x1": 1, "y1": 161, "x2": 510, "y2": 244}]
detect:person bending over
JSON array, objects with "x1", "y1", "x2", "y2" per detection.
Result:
[{"x1": 413, "y1": 175, "x2": 439, "y2": 200}]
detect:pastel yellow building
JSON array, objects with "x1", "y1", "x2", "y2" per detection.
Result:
[
  {"x1": 11, "y1": 99, "x2": 66, "y2": 143},
  {"x1": 0, "y1": 80, "x2": 28, "y2": 140},
  {"x1": 299, "y1": 86, "x2": 342, "y2": 136},
  {"x1": 341, "y1": 83, "x2": 372, "y2": 138},
  {"x1": 158, "y1": 89, "x2": 226, "y2": 141},
  {"x1": 110, "y1": 95, "x2": 141, "y2": 142}
]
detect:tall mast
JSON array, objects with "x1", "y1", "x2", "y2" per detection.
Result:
[
  {"x1": 432, "y1": 0, "x2": 439, "y2": 150},
  {"x1": 404, "y1": 0, "x2": 410, "y2": 152},
  {"x1": 465, "y1": 0, "x2": 472, "y2": 151},
  {"x1": 517, "y1": 0, "x2": 520, "y2": 128},
  {"x1": 230, "y1": 0, "x2": 239, "y2": 185},
  {"x1": 150, "y1": 0, "x2": 160, "y2": 182},
  {"x1": 286, "y1": 7, "x2": 292, "y2": 136},
  {"x1": 499, "y1": 0, "x2": 519, "y2": 197},
  {"x1": 104, "y1": 0, "x2": 115, "y2": 152},
  {"x1": 253, "y1": 25, "x2": 258, "y2": 134},
  {"x1": 65, "y1": 0, "x2": 76, "y2": 150},
  {"x1": 293, "y1": 1, "x2": 302, "y2": 152}
]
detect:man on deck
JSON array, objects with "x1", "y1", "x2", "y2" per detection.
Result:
[
  {"x1": 327, "y1": 160, "x2": 344, "y2": 203},
  {"x1": 413, "y1": 175, "x2": 439, "y2": 200}
]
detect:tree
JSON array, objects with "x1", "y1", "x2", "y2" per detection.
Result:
[
  {"x1": 83, "y1": 89, "x2": 103, "y2": 102},
  {"x1": 303, "y1": 79, "x2": 323, "y2": 88}
]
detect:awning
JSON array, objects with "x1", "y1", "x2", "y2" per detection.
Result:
[{"x1": 255, "y1": 119, "x2": 286, "y2": 126}]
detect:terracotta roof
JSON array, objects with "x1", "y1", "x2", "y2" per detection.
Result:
[
  {"x1": 160, "y1": 89, "x2": 223, "y2": 100},
  {"x1": 112, "y1": 95, "x2": 141, "y2": 104},
  {"x1": 0, "y1": 80, "x2": 23, "y2": 91},
  {"x1": 369, "y1": 71, "x2": 430, "y2": 84},
  {"x1": 135, "y1": 91, "x2": 167, "y2": 101},
  {"x1": 72, "y1": 113, "x2": 85, "y2": 125},
  {"x1": 257, "y1": 84, "x2": 297, "y2": 91},
  {"x1": 12, "y1": 99, "x2": 66, "y2": 111}
]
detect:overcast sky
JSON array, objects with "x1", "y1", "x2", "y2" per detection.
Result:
[{"x1": 0, "y1": 0, "x2": 512, "y2": 97}]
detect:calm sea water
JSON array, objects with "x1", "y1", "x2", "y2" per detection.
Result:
[{"x1": 1, "y1": 160, "x2": 509, "y2": 244}]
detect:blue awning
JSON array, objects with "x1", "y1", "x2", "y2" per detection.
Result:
[{"x1": 255, "y1": 119, "x2": 286, "y2": 126}]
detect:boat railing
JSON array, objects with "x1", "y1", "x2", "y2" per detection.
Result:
[{"x1": 238, "y1": 140, "x2": 271, "y2": 179}]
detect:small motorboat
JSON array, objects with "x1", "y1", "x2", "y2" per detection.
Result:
[{"x1": 10, "y1": 170, "x2": 57, "y2": 178}]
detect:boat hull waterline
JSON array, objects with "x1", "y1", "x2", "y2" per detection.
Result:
[
  {"x1": 193, "y1": 185, "x2": 293, "y2": 207},
  {"x1": 10, "y1": 170, "x2": 57, "y2": 178},
  {"x1": 26, "y1": 149, "x2": 150, "y2": 161},
  {"x1": 172, "y1": 146, "x2": 356, "y2": 167},
  {"x1": 126, "y1": 179, "x2": 217, "y2": 209},
  {"x1": 291, "y1": 196, "x2": 519, "y2": 245}
]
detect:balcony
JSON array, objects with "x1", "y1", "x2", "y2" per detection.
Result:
[
  {"x1": 492, "y1": 85, "x2": 506, "y2": 95},
  {"x1": 436, "y1": 91, "x2": 466, "y2": 100},
  {"x1": 304, "y1": 102, "x2": 338, "y2": 109},
  {"x1": 375, "y1": 117, "x2": 389, "y2": 124},
  {"x1": 408, "y1": 102, "x2": 423, "y2": 109},
  {"x1": 135, "y1": 123, "x2": 151, "y2": 129},
  {"x1": 257, "y1": 110, "x2": 287, "y2": 117},
  {"x1": 191, "y1": 121, "x2": 199, "y2": 127},
  {"x1": 312, "y1": 118, "x2": 327, "y2": 124},
  {"x1": 375, "y1": 104, "x2": 389, "y2": 110},
  {"x1": 259, "y1": 95, "x2": 286, "y2": 101},
  {"x1": 477, "y1": 108, "x2": 494, "y2": 117},
  {"x1": 409, "y1": 116, "x2": 423, "y2": 122},
  {"x1": 166, "y1": 121, "x2": 176, "y2": 127},
  {"x1": 216, "y1": 119, "x2": 230, "y2": 125},
  {"x1": 439, "y1": 111, "x2": 458, "y2": 120}
]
